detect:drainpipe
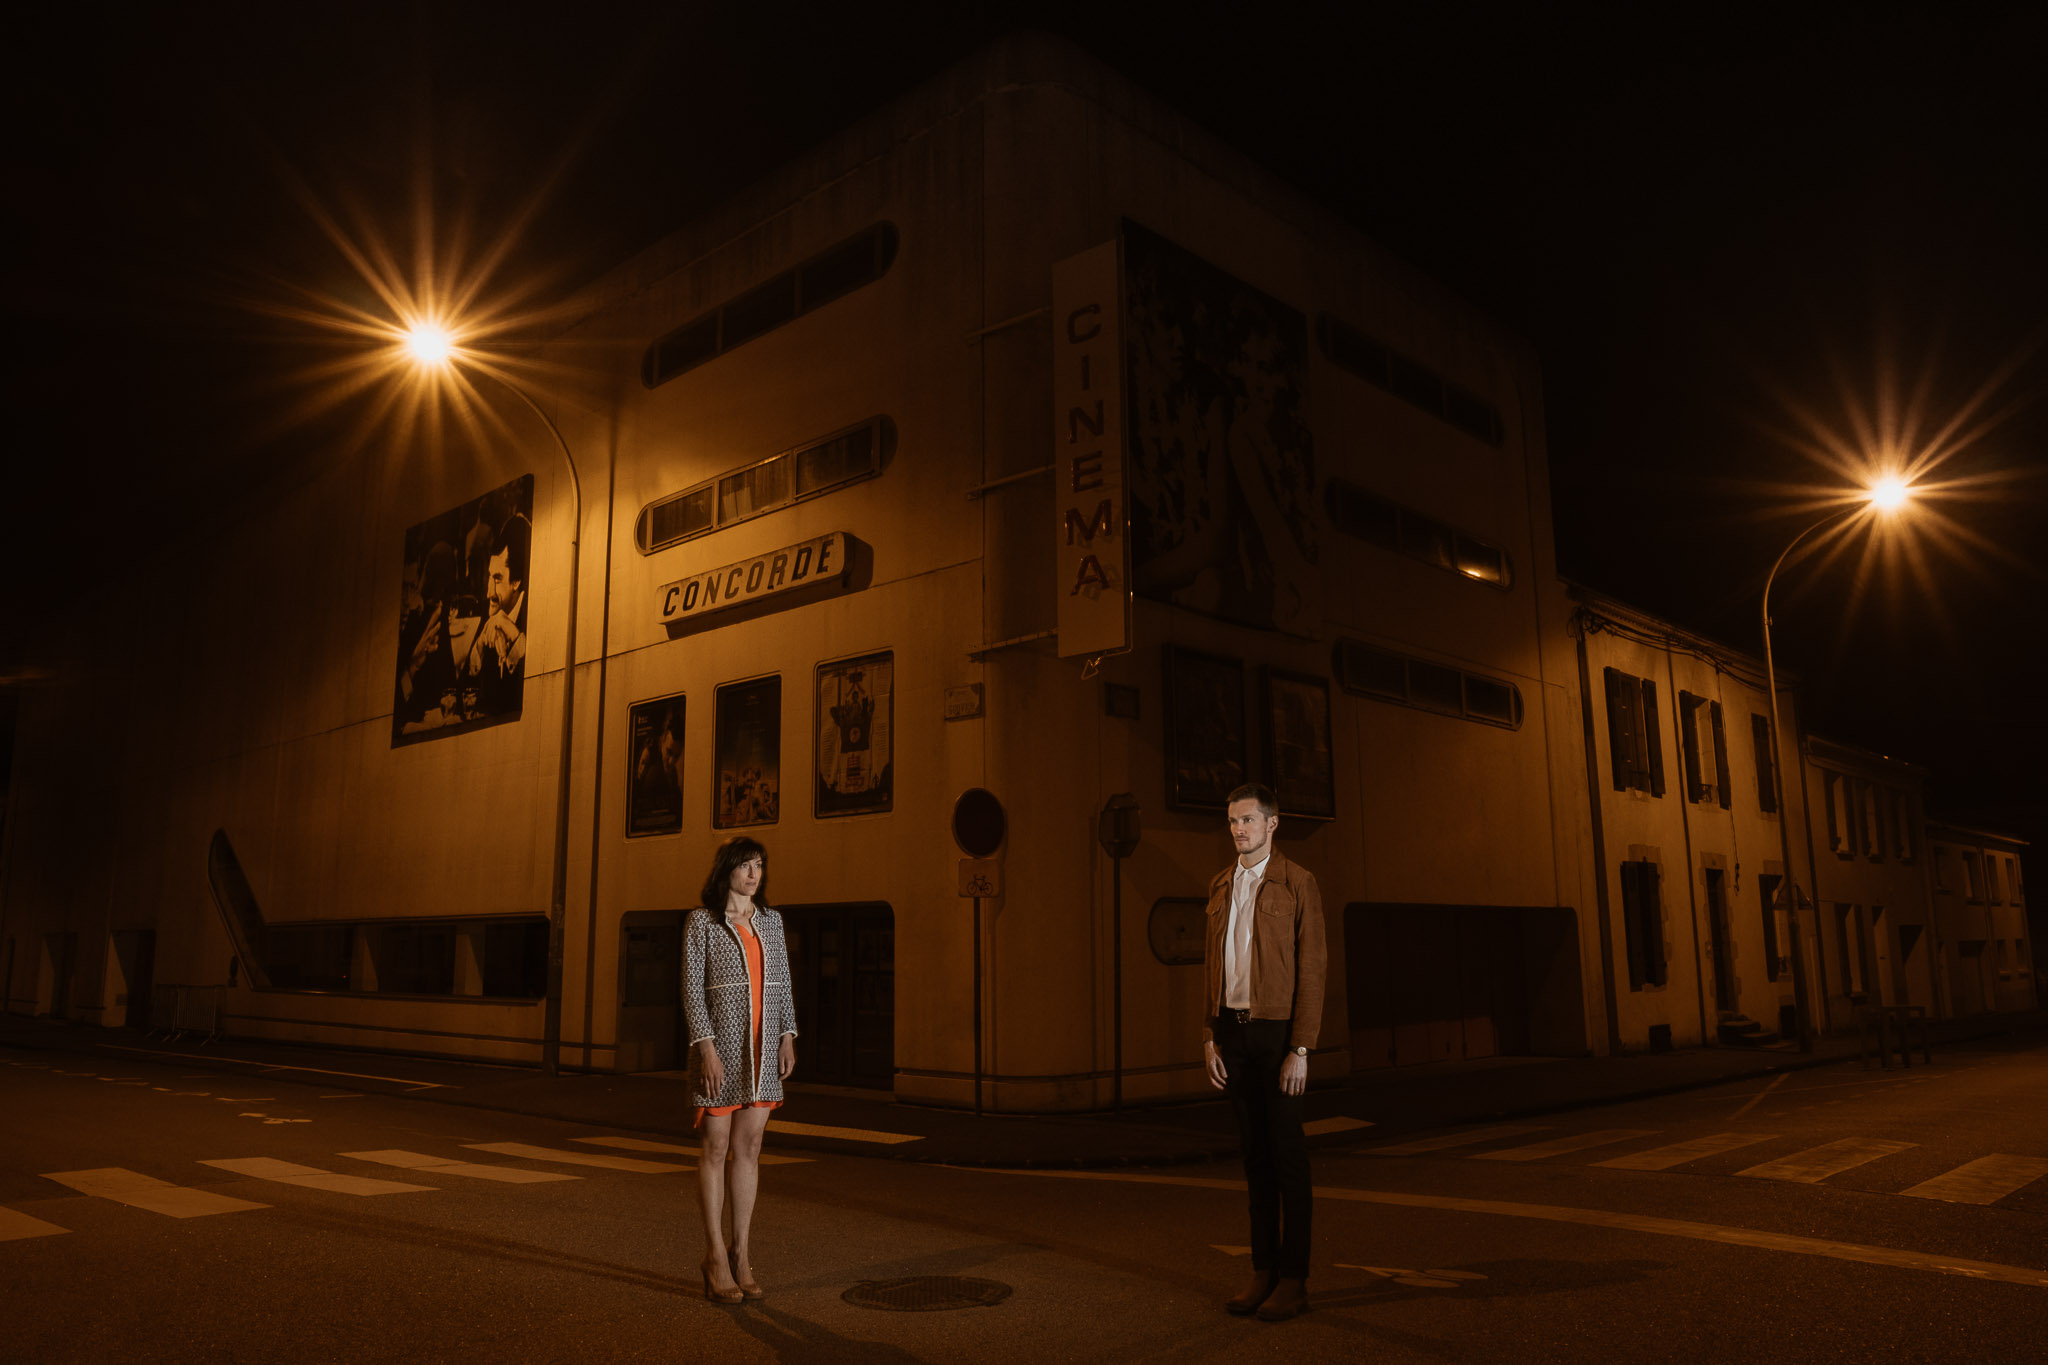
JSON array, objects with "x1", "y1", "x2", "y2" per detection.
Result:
[{"x1": 1571, "y1": 610, "x2": 1622, "y2": 1054}]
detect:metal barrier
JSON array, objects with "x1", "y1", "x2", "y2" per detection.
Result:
[
  {"x1": 147, "y1": 985, "x2": 225, "y2": 1044},
  {"x1": 1858, "y1": 1004, "x2": 1931, "y2": 1069}
]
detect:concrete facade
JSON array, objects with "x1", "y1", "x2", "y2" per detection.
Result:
[{"x1": 1928, "y1": 823, "x2": 2036, "y2": 1016}]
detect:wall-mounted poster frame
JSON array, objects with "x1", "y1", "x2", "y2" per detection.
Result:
[
  {"x1": 713, "y1": 675, "x2": 781, "y2": 828},
  {"x1": 1163, "y1": 645, "x2": 1246, "y2": 812},
  {"x1": 626, "y1": 692, "x2": 687, "y2": 838},
  {"x1": 1262, "y1": 667, "x2": 1335, "y2": 820},
  {"x1": 816, "y1": 651, "x2": 893, "y2": 818}
]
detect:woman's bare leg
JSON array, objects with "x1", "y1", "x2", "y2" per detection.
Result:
[
  {"x1": 697, "y1": 1113, "x2": 739, "y2": 1290},
  {"x1": 726, "y1": 1105, "x2": 772, "y2": 1282}
]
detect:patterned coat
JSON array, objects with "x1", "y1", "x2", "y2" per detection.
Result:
[{"x1": 682, "y1": 905, "x2": 798, "y2": 1108}]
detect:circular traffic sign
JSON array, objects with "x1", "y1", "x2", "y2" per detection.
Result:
[{"x1": 951, "y1": 787, "x2": 1006, "y2": 857}]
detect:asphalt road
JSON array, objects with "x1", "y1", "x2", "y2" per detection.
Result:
[{"x1": 5, "y1": 1035, "x2": 2046, "y2": 1363}]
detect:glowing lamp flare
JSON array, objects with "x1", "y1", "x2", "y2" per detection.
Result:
[
  {"x1": 1868, "y1": 475, "x2": 1910, "y2": 510},
  {"x1": 404, "y1": 323, "x2": 457, "y2": 367}
]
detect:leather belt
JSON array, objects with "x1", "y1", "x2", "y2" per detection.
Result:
[{"x1": 1221, "y1": 1007, "x2": 1252, "y2": 1024}]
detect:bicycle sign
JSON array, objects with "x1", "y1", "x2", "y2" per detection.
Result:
[{"x1": 958, "y1": 858, "x2": 1001, "y2": 898}]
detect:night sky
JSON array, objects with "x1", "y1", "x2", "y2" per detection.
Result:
[{"x1": 10, "y1": 2, "x2": 2045, "y2": 846}]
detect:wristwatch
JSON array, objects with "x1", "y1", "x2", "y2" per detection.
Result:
[{"x1": 1292, "y1": 1046, "x2": 1308, "y2": 1057}]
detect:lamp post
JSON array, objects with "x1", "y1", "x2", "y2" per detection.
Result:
[
  {"x1": 407, "y1": 326, "x2": 581, "y2": 1076},
  {"x1": 1760, "y1": 476, "x2": 1910, "y2": 1053}
]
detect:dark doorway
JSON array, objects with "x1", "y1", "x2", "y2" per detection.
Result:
[
  {"x1": 780, "y1": 903, "x2": 894, "y2": 1088},
  {"x1": 1705, "y1": 868, "x2": 1737, "y2": 1013},
  {"x1": 41, "y1": 932, "x2": 77, "y2": 1018},
  {"x1": 112, "y1": 930, "x2": 156, "y2": 1031},
  {"x1": 617, "y1": 912, "x2": 682, "y2": 1073}
]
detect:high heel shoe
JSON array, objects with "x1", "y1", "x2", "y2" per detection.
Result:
[
  {"x1": 729, "y1": 1248, "x2": 764, "y2": 1300},
  {"x1": 701, "y1": 1256, "x2": 744, "y2": 1305}
]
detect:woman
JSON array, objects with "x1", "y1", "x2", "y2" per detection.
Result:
[{"x1": 683, "y1": 836, "x2": 797, "y2": 1304}]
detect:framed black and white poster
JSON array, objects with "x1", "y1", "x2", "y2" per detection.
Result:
[
  {"x1": 1263, "y1": 668, "x2": 1335, "y2": 820},
  {"x1": 392, "y1": 473, "x2": 535, "y2": 746},
  {"x1": 713, "y1": 676, "x2": 781, "y2": 828},
  {"x1": 1163, "y1": 645, "x2": 1246, "y2": 812},
  {"x1": 816, "y1": 652, "x2": 893, "y2": 818},
  {"x1": 626, "y1": 693, "x2": 687, "y2": 837}
]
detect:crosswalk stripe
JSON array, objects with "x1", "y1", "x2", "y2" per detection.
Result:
[
  {"x1": 199, "y1": 1158, "x2": 433, "y2": 1196},
  {"x1": 1365, "y1": 1125, "x2": 1553, "y2": 1156},
  {"x1": 1594, "y1": 1132, "x2": 1779, "y2": 1171},
  {"x1": 1473, "y1": 1129, "x2": 1661, "y2": 1162},
  {"x1": 570, "y1": 1136, "x2": 810, "y2": 1166},
  {"x1": 0, "y1": 1207, "x2": 70, "y2": 1241},
  {"x1": 1303, "y1": 1117, "x2": 1375, "y2": 1137},
  {"x1": 1901, "y1": 1155, "x2": 2048, "y2": 1206},
  {"x1": 1738, "y1": 1137, "x2": 1916, "y2": 1183},
  {"x1": 766, "y1": 1119, "x2": 922, "y2": 1145},
  {"x1": 44, "y1": 1168, "x2": 268, "y2": 1217},
  {"x1": 341, "y1": 1150, "x2": 579, "y2": 1183},
  {"x1": 462, "y1": 1142, "x2": 690, "y2": 1173}
]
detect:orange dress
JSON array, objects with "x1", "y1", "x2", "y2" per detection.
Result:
[{"x1": 695, "y1": 917, "x2": 783, "y2": 1126}]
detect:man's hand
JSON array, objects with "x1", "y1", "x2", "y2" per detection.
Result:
[
  {"x1": 1205, "y1": 1040, "x2": 1228, "y2": 1090},
  {"x1": 1279, "y1": 1051, "x2": 1307, "y2": 1096},
  {"x1": 697, "y1": 1040, "x2": 724, "y2": 1098},
  {"x1": 778, "y1": 1035, "x2": 797, "y2": 1081}
]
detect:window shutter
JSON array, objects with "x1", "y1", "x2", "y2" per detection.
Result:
[
  {"x1": 1643, "y1": 860, "x2": 1666, "y2": 985},
  {"x1": 1711, "y1": 702, "x2": 1731, "y2": 808},
  {"x1": 1604, "y1": 668, "x2": 1635, "y2": 792},
  {"x1": 1640, "y1": 679, "x2": 1666, "y2": 797},
  {"x1": 1620, "y1": 863, "x2": 1647, "y2": 989},
  {"x1": 1752, "y1": 714, "x2": 1777, "y2": 813},
  {"x1": 1679, "y1": 692, "x2": 1705, "y2": 800}
]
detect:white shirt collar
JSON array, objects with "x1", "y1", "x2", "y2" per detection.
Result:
[{"x1": 1235, "y1": 853, "x2": 1270, "y2": 884}]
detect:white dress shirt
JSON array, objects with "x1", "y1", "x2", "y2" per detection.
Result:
[{"x1": 1223, "y1": 853, "x2": 1269, "y2": 1010}]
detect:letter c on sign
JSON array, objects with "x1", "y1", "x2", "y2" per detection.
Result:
[
  {"x1": 662, "y1": 585, "x2": 679, "y2": 618},
  {"x1": 1066, "y1": 303, "x2": 1101, "y2": 344}
]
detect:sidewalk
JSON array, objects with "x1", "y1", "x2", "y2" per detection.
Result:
[{"x1": 5, "y1": 1010, "x2": 2042, "y2": 1169}]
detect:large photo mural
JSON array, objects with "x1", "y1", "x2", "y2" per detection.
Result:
[
  {"x1": 392, "y1": 473, "x2": 535, "y2": 745},
  {"x1": 1122, "y1": 221, "x2": 1320, "y2": 636}
]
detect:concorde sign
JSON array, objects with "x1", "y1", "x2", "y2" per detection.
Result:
[{"x1": 657, "y1": 531, "x2": 849, "y2": 624}]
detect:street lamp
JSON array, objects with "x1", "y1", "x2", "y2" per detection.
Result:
[
  {"x1": 1760, "y1": 477, "x2": 1912, "y2": 1053},
  {"x1": 405, "y1": 323, "x2": 582, "y2": 1077}
]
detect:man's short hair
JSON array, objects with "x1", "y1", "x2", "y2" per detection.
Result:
[
  {"x1": 1227, "y1": 783, "x2": 1278, "y2": 817},
  {"x1": 495, "y1": 514, "x2": 532, "y2": 587}
]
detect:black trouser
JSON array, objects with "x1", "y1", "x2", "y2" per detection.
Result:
[{"x1": 1213, "y1": 1011, "x2": 1311, "y2": 1279}]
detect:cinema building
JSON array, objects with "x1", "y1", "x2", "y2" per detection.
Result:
[{"x1": 13, "y1": 33, "x2": 1901, "y2": 1105}]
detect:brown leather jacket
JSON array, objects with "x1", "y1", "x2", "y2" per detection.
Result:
[{"x1": 1201, "y1": 849, "x2": 1327, "y2": 1052}]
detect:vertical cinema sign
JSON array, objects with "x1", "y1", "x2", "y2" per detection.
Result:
[{"x1": 1051, "y1": 241, "x2": 1132, "y2": 660}]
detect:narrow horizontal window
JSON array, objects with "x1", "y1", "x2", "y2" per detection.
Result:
[
  {"x1": 1318, "y1": 313, "x2": 1504, "y2": 447},
  {"x1": 1324, "y1": 479, "x2": 1513, "y2": 590},
  {"x1": 637, "y1": 417, "x2": 894, "y2": 554},
  {"x1": 643, "y1": 223, "x2": 900, "y2": 389},
  {"x1": 719, "y1": 457, "x2": 792, "y2": 524},
  {"x1": 1333, "y1": 638, "x2": 1523, "y2": 730}
]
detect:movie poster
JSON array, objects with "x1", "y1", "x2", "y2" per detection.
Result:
[
  {"x1": 713, "y1": 676, "x2": 781, "y2": 828},
  {"x1": 1123, "y1": 221, "x2": 1320, "y2": 636},
  {"x1": 392, "y1": 473, "x2": 535, "y2": 746},
  {"x1": 626, "y1": 693, "x2": 687, "y2": 837},
  {"x1": 816, "y1": 652, "x2": 892, "y2": 818}
]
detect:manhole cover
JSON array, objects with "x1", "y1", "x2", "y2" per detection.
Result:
[{"x1": 843, "y1": 1276, "x2": 1013, "y2": 1312}]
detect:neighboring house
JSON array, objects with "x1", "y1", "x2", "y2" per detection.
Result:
[{"x1": 1929, "y1": 824, "x2": 2036, "y2": 1016}]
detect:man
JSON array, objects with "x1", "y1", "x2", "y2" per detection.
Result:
[
  {"x1": 464, "y1": 513, "x2": 529, "y2": 715},
  {"x1": 1204, "y1": 782, "x2": 1325, "y2": 1322}
]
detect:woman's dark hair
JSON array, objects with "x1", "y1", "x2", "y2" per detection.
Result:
[{"x1": 700, "y1": 836, "x2": 769, "y2": 911}]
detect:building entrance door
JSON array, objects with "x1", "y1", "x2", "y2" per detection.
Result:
[
  {"x1": 779, "y1": 903, "x2": 893, "y2": 1089},
  {"x1": 617, "y1": 912, "x2": 682, "y2": 1073},
  {"x1": 1705, "y1": 868, "x2": 1737, "y2": 1013}
]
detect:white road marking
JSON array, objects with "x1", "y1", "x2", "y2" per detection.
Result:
[
  {"x1": 1731, "y1": 1072, "x2": 1788, "y2": 1119},
  {"x1": 1594, "y1": 1132, "x2": 1779, "y2": 1171},
  {"x1": 0, "y1": 1207, "x2": 70, "y2": 1241},
  {"x1": 1473, "y1": 1129, "x2": 1661, "y2": 1162},
  {"x1": 342, "y1": 1150, "x2": 579, "y2": 1184},
  {"x1": 200, "y1": 1157, "x2": 434, "y2": 1195},
  {"x1": 766, "y1": 1119, "x2": 922, "y2": 1145},
  {"x1": 1738, "y1": 1137, "x2": 1917, "y2": 1183},
  {"x1": 1212, "y1": 1244, "x2": 1252, "y2": 1256},
  {"x1": 1364, "y1": 1124, "x2": 1553, "y2": 1156},
  {"x1": 1303, "y1": 1117, "x2": 1374, "y2": 1137},
  {"x1": 983, "y1": 1168, "x2": 2048, "y2": 1289},
  {"x1": 462, "y1": 1142, "x2": 689, "y2": 1173},
  {"x1": 98, "y1": 1044, "x2": 449, "y2": 1091},
  {"x1": 1337, "y1": 1264, "x2": 1487, "y2": 1289},
  {"x1": 44, "y1": 1167, "x2": 268, "y2": 1218},
  {"x1": 570, "y1": 1136, "x2": 810, "y2": 1165},
  {"x1": 1901, "y1": 1155, "x2": 2048, "y2": 1206}
]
